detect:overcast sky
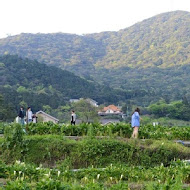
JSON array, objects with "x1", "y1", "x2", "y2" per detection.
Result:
[{"x1": 0, "y1": 0, "x2": 189, "y2": 38}]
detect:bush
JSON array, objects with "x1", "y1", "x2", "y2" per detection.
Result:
[{"x1": 1, "y1": 135, "x2": 189, "y2": 168}]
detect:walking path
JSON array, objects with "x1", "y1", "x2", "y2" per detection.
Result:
[
  {"x1": 64, "y1": 136, "x2": 190, "y2": 147},
  {"x1": 0, "y1": 134, "x2": 190, "y2": 147},
  {"x1": 175, "y1": 140, "x2": 190, "y2": 147}
]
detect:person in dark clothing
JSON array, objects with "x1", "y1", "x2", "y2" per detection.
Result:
[
  {"x1": 18, "y1": 106, "x2": 25, "y2": 125},
  {"x1": 71, "y1": 110, "x2": 76, "y2": 125}
]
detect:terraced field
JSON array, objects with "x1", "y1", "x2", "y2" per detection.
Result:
[{"x1": 0, "y1": 122, "x2": 189, "y2": 189}]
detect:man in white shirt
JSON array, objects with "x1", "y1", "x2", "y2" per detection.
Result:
[
  {"x1": 26, "y1": 107, "x2": 33, "y2": 123},
  {"x1": 71, "y1": 110, "x2": 76, "y2": 125}
]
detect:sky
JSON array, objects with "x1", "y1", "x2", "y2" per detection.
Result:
[{"x1": 0, "y1": 0, "x2": 190, "y2": 39}]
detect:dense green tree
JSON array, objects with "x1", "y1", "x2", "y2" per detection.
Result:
[
  {"x1": 42, "y1": 105, "x2": 52, "y2": 114},
  {"x1": 121, "y1": 104, "x2": 127, "y2": 114},
  {"x1": 148, "y1": 100, "x2": 190, "y2": 121},
  {"x1": 19, "y1": 101, "x2": 28, "y2": 108},
  {"x1": 0, "y1": 94, "x2": 4, "y2": 120},
  {"x1": 0, "y1": 94, "x2": 16, "y2": 121},
  {"x1": 73, "y1": 99, "x2": 99, "y2": 123}
]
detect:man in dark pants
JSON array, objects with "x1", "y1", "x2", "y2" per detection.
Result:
[
  {"x1": 18, "y1": 106, "x2": 25, "y2": 125},
  {"x1": 71, "y1": 110, "x2": 76, "y2": 125}
]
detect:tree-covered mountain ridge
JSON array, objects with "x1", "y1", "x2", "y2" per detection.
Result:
[
  {"x1": 1, "y1": 11, "x2": 190, "y2": 107},
  {"x1": 0, "y1": 10, "x2": 190, "y2": 73}
]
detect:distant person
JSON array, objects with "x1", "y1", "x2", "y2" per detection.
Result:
[
  {"x1": 26, "y1": 107, "x2": 33, "y2": 123},
  {"x1": 131, "y1": 107, "x2": 140, "y2": 138},
  {"x1": 71, "y1": 111, "x2": 76, "y2": 125},
  {"x1": 32, "y1": 114, "x2": 38, "y2": 123},
  {"x1": 18, "y1": 106, "x2": 25, "y2": 125}
]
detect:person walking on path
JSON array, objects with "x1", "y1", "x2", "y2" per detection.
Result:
[
  {"x1": 18, "y1": 106, "x2": 25, "y2": 125},
  {"x1": 71, "y1": 110, "x2": 76, "y2": 125},
  {"x1": 26, "y1": 107, "x2": 33, "y2": 123},
  {"x1": 131, "y1": 107, "x2": 141, "y2": 138}
]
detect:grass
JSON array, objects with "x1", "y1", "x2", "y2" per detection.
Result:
[{"x1": 0, "y1": 135, "x2": 189, "y2": 168}]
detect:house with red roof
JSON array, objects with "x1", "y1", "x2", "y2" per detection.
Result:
[{"x1": 98, "y1": 105, "x2": 122, "y2": 116}]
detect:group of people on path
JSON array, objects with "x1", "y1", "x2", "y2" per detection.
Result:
[
  {"x1": 17, "y1": 106, "x2": 34, "y2": 125},
  {"x1": 18, "y1": 107, "x2": 76, "y2": 126},
  {"x1": 70, "y1": 108, "x2": 141, "y2": 138},
  {"x1": 18, "y1": 106, "x2": 140, "y2": 138}
]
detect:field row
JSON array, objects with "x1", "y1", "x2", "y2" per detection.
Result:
[
  {"x1": 1, "y1": 122, "x2": 190, "y2": 140},
  {"x1": 0, "y1": 160, "x2": 189, "y2": 189},
  {"x1": 21, "y1": 122, "x2": 190, "y2": 140}
]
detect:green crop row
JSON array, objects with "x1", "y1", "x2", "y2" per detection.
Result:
[
  {"x1": 26, "y1": 122, "x2": 190, "y2": 140},
  {"x1": 1, "y1": 122, "x2": 190, "y2": 140},
  {"x1": 0, "y1": 160, "x2": 189, "y2": 189}
]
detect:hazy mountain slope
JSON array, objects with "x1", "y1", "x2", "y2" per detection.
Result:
[
  {"x1": 96, "y1": 11, "x2": 190, "y2": 69},
  {"x1": 0, "y1": 32, "x2": 110, "y2": 76},
  {"x1": 0, "y1": 11, "x2": 190, "y2": 72}
]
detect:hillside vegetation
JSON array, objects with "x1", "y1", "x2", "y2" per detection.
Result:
[
  {"x1": 0, "y1": 11, "x2": 190, "y2": 105},
  {"x1": 0, "y1": 55, "x2": 130, "y2": 120},
  {"x1": 1, "y1": 11, "x2": 190, "y2": 70}
]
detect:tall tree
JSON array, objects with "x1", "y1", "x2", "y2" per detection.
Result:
[{"x1": 73, "y1": 99, "x2": 99, "y2": 123}]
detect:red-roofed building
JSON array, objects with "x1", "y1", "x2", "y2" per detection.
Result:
[{"x1": 98, "y1": 105, "x2": 122, "y2": 116}]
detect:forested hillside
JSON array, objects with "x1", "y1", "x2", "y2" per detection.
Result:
[
  {"x1": 0, "y1": 55, "x2": 131, "y2": 120},
  {"x1": 0, "y1": 11, "x2": 190, "y2": 105}
]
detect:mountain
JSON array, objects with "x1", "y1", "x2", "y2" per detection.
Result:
[
  {"x1": 0, "y1": 55, "x2": 132, "y2": 120},
  {"x1": 0, "y1": 11, "x2": 190, "y2": 104},
  {"x1": 95, "y1": 10, "x2": 190, "y2": 69},
  {"x1": 0, "y1": 11, "x2": 190, "y2": 70}
]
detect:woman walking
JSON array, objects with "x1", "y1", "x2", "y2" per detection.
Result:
[{"x1": 131, "y1": 108, "x2": 140, "y2": 138}]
